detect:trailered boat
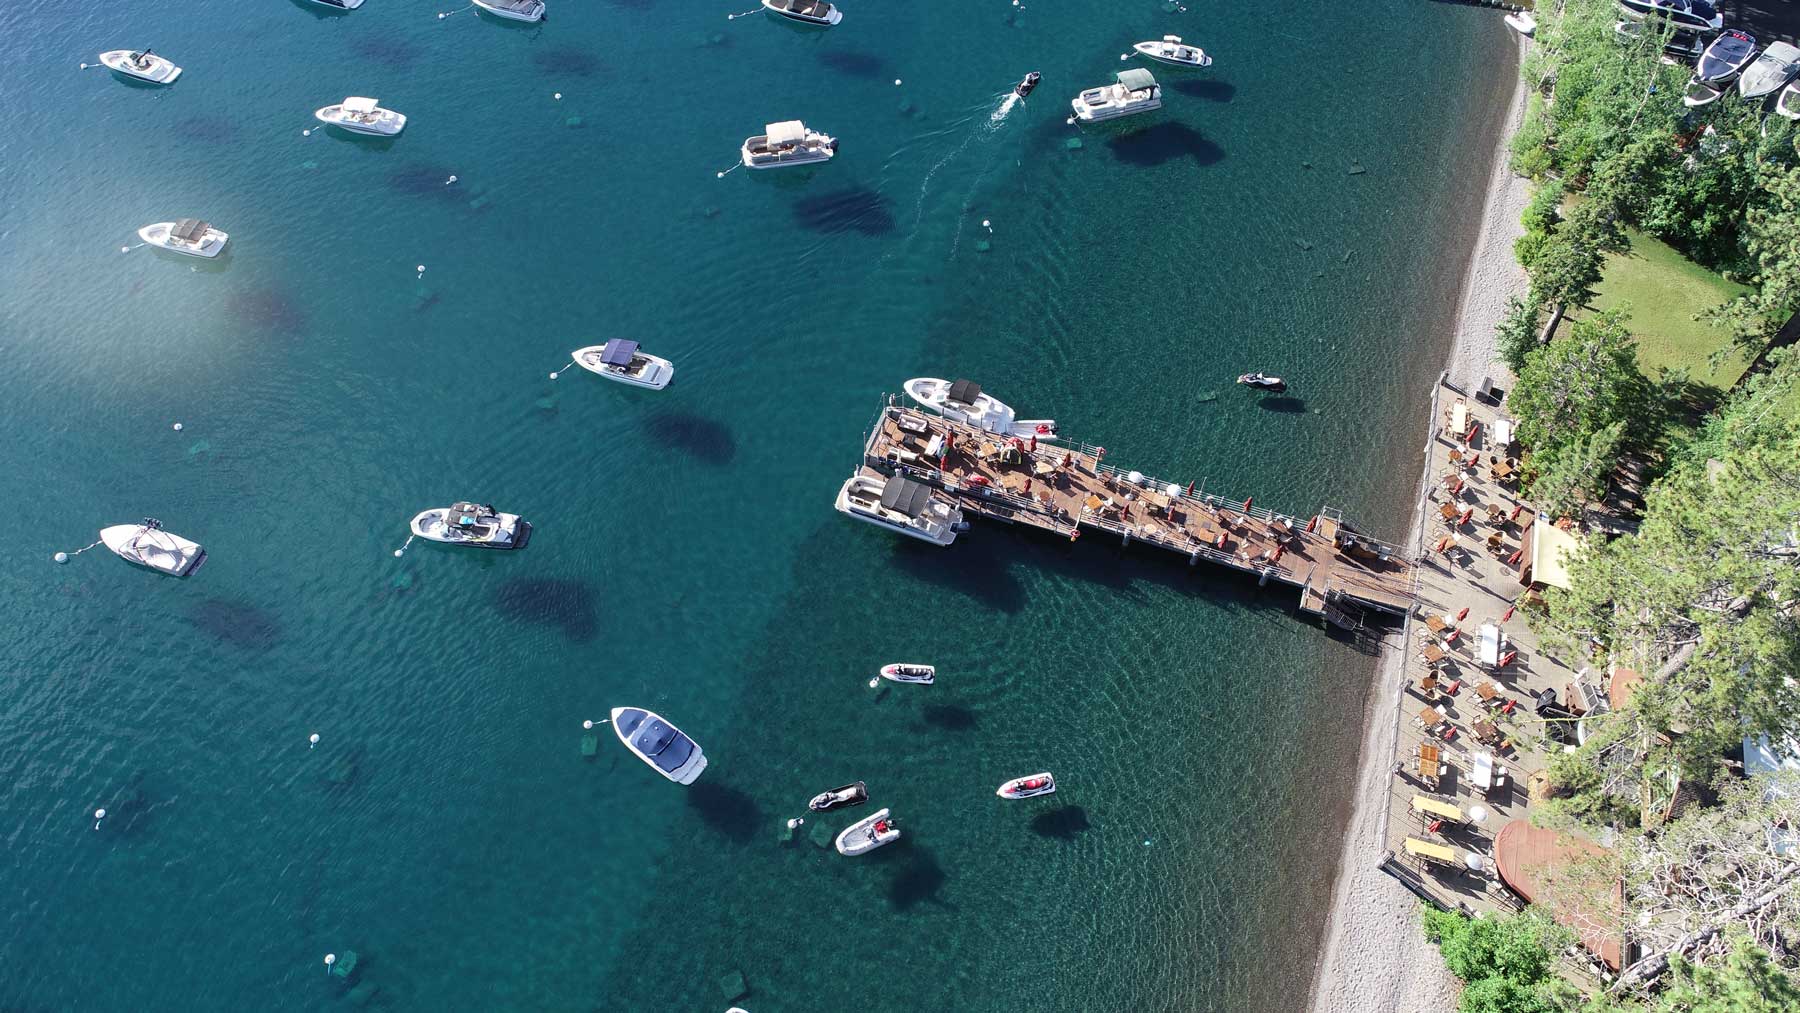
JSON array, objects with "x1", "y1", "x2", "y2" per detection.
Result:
[
  {"x1": 611, "y1": 707, "x2": 708, "y2": 785},
  {"x1": 408, "y1": 502, "x2": 531, "y2": 549},
  {"x1": 741, "y1": 121, "x2": 837, "y2": 169},
  {"x1": 314, "y1": 97, "x2": 406, "y2": 136},
  {"x1": 762, "y1": 0, "x2": 841, "y2": 26},
  {"x1": 809, "y1": 781, "x2": 868, "y2": 812},
  {"x1": 473, "y1": 0, "x2": 545, "y2": 21},
  {"x1": 98, "y1": 519, "x2": 206, "y2": 576},
  {"x1": 1132, "y1": 36, "x2": 1212, "y2": 69},
  {"x1": 98, "y1": 49, "x2": 182, "y2": 84},
  {"x1": 1695, "y1": 30, "x2": 1757, "y2": 84},
  {"x1": 835, "y1": 808, "x2": 899, "y2": 855},
  {"x1": 901, "y1": 378, "x2": 1058, "y2": 439},
  {"x1": 570, "y1": 339, "x2": 674, "y2": 389},
  {"x1": 879, "y1": 663, "x2": 935, "y2": 685},
  {"x1": 997, "y1": 773, "x2": 1057, "y2": 799},
  {"x1": 1071, "y1": 68, "x2": 1161, "y2": 122},
  {"x1": 835, "y1": 473, "x2": 965, "y2": 547},
  {"x1": 138, "y1": 219, "x2": 228, "y2": 258},
  {"x1": 1777, "y1": 79, "x2": 1800, "y2": 120}
]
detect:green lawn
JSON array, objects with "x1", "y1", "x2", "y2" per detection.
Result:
[{"x1": 1585, "y1": 228, "x2": 1751, "y2": 393}]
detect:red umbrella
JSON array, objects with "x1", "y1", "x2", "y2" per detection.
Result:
[
  {"x1": 1242, "y1": 496, "x2": 1253, "y2": 512},
  {"x1": 1024, "y1": 478, "x2": 1033, "y2": 496},
  {"x1": 1270, "y1": 544, "x2": 1286, "y2": 563},
  {"x1": 1029, "y1": 434, "x2": 1037, "y2": 453},
  {"x1": 1455, "y1": 607, "x2": 1469, "y2": 621},
  {"x1": 1215, "y1": 533, "x2": 1228, "y2": 548},
  {"x1": 1444, "y1": 629, "x2": 1460, "y2": 644},
  {"x1": 1509, "y1": 503, "x2": 1524, "y2": 521},
  {"x1": 1468, "y1": 453, "x2": 1481, "y2": 469},
  {"x1": 1186, "y1": 479, "x2": 1195, "y2": 496},
  {"x1": 1306, "y1": 514, "x2": 1318, "y2": 533},
  {"x1": 1466, "y1": 420, "x2": 1481, "y2": 441},
  {"x1": 1506, "y1": 548, "x2": 1523, "y2": 565},
  {"x1": 1450, "y1": 478, "x2": 1465, "y2": 496},
  {"x1": 1458, "y1": 507, "x2": 1474, "y2": 525},
  {"x1": 1501, "y1": 604, "x2": 1516, "y2": 622},
  {"x1": 939, "y1": 455, "x2": 948, "y2": 471},
  {"x1": 1499, "y1": 650, "x2": 1517, "y2": 667}
]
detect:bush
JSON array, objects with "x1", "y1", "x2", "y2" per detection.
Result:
[{"x1": 1496, "y1": 295, "x2": 1543, "y2": 374}]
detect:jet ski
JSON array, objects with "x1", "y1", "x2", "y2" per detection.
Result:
[
  {"x1": 808, "y1": 781, "x2": 869, "y2": 813},
  {"x1": 1236, "y1": 372, "x2": 1288, "y2": 393},
  {"x1": 1014, "y1": 72, "x2": 1041, "y2": 99},
  {"x1": 880, "y1": 663, "x2": 935, "y2": 685},
  {"x1": 835, "y1": 807, "x2": 900, "y2": 855},
  {"x1": 997, "y1": 772, "x2": 1057, "y2": 799}
]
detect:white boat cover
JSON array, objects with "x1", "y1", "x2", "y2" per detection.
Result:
[
  {"x1": 766, "y1": 121, "x2": 807, "y2": 145},
  {"x1": 343, "y1": 96, "x2": 380, "y2": 114}
]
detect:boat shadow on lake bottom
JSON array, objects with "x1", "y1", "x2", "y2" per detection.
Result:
[{"x1": 1106, "y1": 122, "x2": 1226, "y2": 167}]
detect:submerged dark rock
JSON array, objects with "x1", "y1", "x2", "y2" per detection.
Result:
[
  {"x1": 493, "y1": 577, "x2": 597, "y2": 642},
  {"x1": 640, "y1": 412, "x2": 737, "y2": 466}
]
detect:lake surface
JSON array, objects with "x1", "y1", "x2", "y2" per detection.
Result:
[{"x1": 0, "y1": 1, "x2": 1513, "y2": 1009}]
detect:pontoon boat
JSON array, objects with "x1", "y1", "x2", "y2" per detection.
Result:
[
  {"x1": 314, "y1": 97, "x2": 406, "y2": 136},
  {"x1": 809, "y1": 781, "x2": 869, "y2": 812},
  {"x1": 879, "y1": 663, "x2": 935, "y2": 685},
  {"x1": 98, "y1": 49, "x2": 182, "y2": 84},
  {"x1": 138, "y1": 219, "x2": 228, "y2": 258},
  {"x1": 98, "y1": 519, "x2": 206, "y2": 576},
  {"x1": 1071, "y1": 68, "x2": 1161, "y2": 122},
  {"x1": 473, "y1": 0, "x2": 544, "y2": 21},
  {"x1": 611, "y1": 707, "x2": 708, "y2": 785},
  {"x1": 835, "y1": 473, "x2": 965, "y2": 547},
  {"x1": 997, "y1": 773, "x2": 1057, "y2": 799},
  {"x1": 835, "y1": 808, "x2": 899, "y2": 855},
  {"x1": 1132, "y1": 36, "x2": 1212, "y2": 69},
  {"x1": 1738, "y1": 41, "x2": 1800, "y2": 99},
  {"x1": 901, "y1": 378, "x2": 1058, "y2": 439},
  {"x1": 741, "y1": 121, "x2": 837, "y2": 169},
  {"x1": 571, "y1": 339, "x2": 674, "y2": 389},
  {"x1": 408, "y1": 502, "x2": 531, "y2": 549},
  {"x1": 1618, "y1": 0, "x2": 1722, "y2": 33},
  {"x1": 763, "y1": 0, "x2": 841, "y2": 26}
]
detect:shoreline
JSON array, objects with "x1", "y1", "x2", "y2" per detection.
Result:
[{"x1": 1305, "y1": 28, "x2": 1532, "y2": 1013}]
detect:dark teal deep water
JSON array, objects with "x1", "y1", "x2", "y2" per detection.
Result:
[{"x1": 0, "y1": 2, "x2": 1513, "y2": 1009}]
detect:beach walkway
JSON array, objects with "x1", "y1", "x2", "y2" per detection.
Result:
[{"x1": 859, "y1": 396, "x2": 1420, "y2": 623}]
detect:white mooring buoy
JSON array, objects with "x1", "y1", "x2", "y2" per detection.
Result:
[
  {"x1": 309, "y1": 732, "x2": 320, "y2": 749},
  {"x1": 324, "y1": 953, "x2": 336, "y2": 973},
  {"x1": 93, "y1": 807, "x2": 106, "y2": 830}
]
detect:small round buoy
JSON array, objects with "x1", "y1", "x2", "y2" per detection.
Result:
[
  {"x1": 95, "y1": 808, "x2": 106, "y2": 820},
  {"x1": 553, "y1": 92, "x2": 563, "y2": 100},
  {"x1": 309, "y1": 732, "x2": 320, "y2": 748},
  {"x1": 392, "y1": 548, "x2": 404, "y2": 558},
  {"x1": 894, "y1": 78, "x2": 903, "y2": 86},
  {"x1": 120, "y1": 245, "x2": 131, "y2": 253},
  {"x1": 868, "y1": 677, "x2": 879, "y2": 688},
  {"x1": 324, "y1": 953, "x2": 336, "y2": 968},
  {"x1": 80, "y1": 62, "x2": 90, "y2": 69},
  {"x1": 54, "y1": 552, "x2": 69, "y2": 564},
  {"x1": 302, "y1": 129, "x2": 311, "y2": 136},
  {"x1": 715, "y1": 171, "x2": 725, "y2": 178},
  {"x1": 582, "y1": 719, "x2": 594, "y2": 730},
  {"x1": 415, "y1": 264, "x2": 426, "y2": 273},
  {"x1": 173, "y1": 422, "x2": 184, "y2": 431},
  {"x1": 548, "y1": 371, "x2": 560, "y2": 380},
  {"x1": 786, "y1": 818, "x2": 800, "y2": 829},
  {"x1": 446, "y1": 174, "x2": 458, "y2": 184}
]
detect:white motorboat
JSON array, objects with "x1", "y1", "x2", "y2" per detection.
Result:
[
  {"x1": 98, "y1": 49, "x2": 181, "y2": 84},
  {"x1": 741, "y1": 121, "x2": 837, "y2": 169},
  {"x1": 762, "y1": 0, "x2": 841, "y2": 26},
  {"x1": 611, "y1": 707, "x2": 708, "y2": 785},
  {"x1": 1777, "y1": 79, "x2": 1800, "y2": 120},
  {"x1": 1695, "y1": 30, "x2": 1758, "y2": 85},
  {"x1": 570, "y1": 340, "x2": 674, "y2": 389},
  {"x1": 1738, "y1": 41, "x2": 1800, "y2": 99},
  {"x1": 1071, "y1": 68, "x2": 1161, "y2": 122},
  {"x1": 98, "y1": 519, "x2": 205, "y2": 576},
  {"x1": 1683, "y1": 78, "x2": 1727, "y2": 106},
  {"x1": 901, "y1": 378, "x2": 1058, "y2": 440},
  {"x1": 809, "y1": 781, "x2": 869, "y2": 812},
  {"x1": 137, "y1": 219, "x2": 228, "y2": 258},
  {"x1": 1236, "y1": 372, "x2": 1288, "y2": 393},
  {"x1": 1618, "y1": 0, "x2": 1722, "y2": 33},
  {"x1": 307, "y1": 0, "x2": 365, "y2": 9},
  {"x1": 879, "y1": 663, "x2": 935, "y2": 685},
  {"x1": 997, "y1": 773, "x2": 1057, "y2": 800},
  {"x1": 835, "y1": 472, "x2": 965, "y2": 547},
  {"x1": 1504, "y1": 11, "x2": 1537, "y2": 36},
  {"x1": 1132, "y1": 36, "x2": 1212, "y2": 69},
  {"x1": 314, "y1": 97, "x2": 406, "y2": 137},
  {"x1": 835, "y1": 808, "x2": 899, "y2": 855},
  {"x1": 473, "y1": 0, "x2": 544, "y2": 21},
  {"x1": 408, "y1": 502, "x2": 531, "y2": 549}
]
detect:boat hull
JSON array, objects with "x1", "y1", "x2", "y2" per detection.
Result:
[
  {"x1": 834, "y1": 479, "x2": 959, "y2": 547},
  {"x1": 473, "y1": 0, "x2": 544, "y2": 21},
  {"x1": 99, "y1": 524, "x2": 205, "y2": 576},
  {"x1": 809, "y1": 781, "x2": 869, "y2": 812},
  {"x1": 408, "y1": 509, "x2": 530, "y2": 549},
  {"x1": 880, "y1": 663, "x2": 935, "y2": 684},
  {"x1": 137, "y1": 223, "x2": 228, "y2": 258},
  {"x1": 99, "y1": 52, "x2": 181, "y2": 84},
  {"x1": 571, "y1": 345, "x2": 674, "y2": 389},
  {"x1": 314, "y1": 108, "x2": 406, "y2": 136},
  {"x1": 763, "y1": 1, "x2": 841, "y2": 25}
]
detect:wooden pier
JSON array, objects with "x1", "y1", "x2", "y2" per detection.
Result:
[{"x1": 858, "y1": 397, "x2": 1420, "y2": 626}]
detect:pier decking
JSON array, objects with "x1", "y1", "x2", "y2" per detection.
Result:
[{"x1": 857, "y1": 396, "x2": 1420, "y2": 623}]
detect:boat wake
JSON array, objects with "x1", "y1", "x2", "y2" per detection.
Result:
[{"x1": 990, "y1": 92, "x2": 1021, "y2": 124}]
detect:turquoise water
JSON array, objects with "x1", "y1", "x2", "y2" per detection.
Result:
[{"x1": 0, "y1": 1, "x2": 1512, "y2": 1009}]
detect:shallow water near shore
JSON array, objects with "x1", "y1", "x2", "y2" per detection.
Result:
[{"x1": 0, "y1": 2, "x2": 1512, "y2": 1009}]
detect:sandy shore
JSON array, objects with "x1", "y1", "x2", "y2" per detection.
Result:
[{"x1": 1304, "y1": 29, "x2": 1532, "y2": 1013}]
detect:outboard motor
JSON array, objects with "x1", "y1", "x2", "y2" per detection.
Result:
[
  {"x1": 829, "y1": 138, "x2": 840, "y2": 153},
  {"x1": 1015, "y1": 72, "x2": 1041, "y2": 99}
]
